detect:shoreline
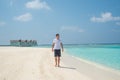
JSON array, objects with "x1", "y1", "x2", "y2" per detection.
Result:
[
  {"x1": 70, "y1": 55, "x2": 120, "y2": 74},
  {"x1": 63, "y1": 52, "x2": 120, "y2": 73},
  {"x1": 62, "y1": 52, "x2": 120, "y2": 80},
  {"x1": 0, "y1": 47, "x2": 120, "y2": 80}
]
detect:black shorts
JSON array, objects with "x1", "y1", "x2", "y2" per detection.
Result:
[{"x1": 54, "y1": 49, "x2": 61, "y2": 57}]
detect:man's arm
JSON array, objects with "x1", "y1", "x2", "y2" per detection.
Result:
[
  {"x1": 61, "y1": 43, "x2": 64, "y2": 52},
  {"x1": 52, "y1": 43, "x2": 55, "y2": 52}
]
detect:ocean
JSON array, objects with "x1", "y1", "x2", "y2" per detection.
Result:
[
  {"x1": 38, "y1": 44, "x2": 120, "y2": 70},
  {"x1": 64, "y1": 44, "x2": 120, "y2": 70}
]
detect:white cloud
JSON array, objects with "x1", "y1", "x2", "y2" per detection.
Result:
[
  {"x1": 14, "y1": 13, "x2": 32, "y2": 22},
  {"x1": 91, "y1": 12, "x2": 120, "y2": 22},
  {"x1": 26, "y1": 0, "x2": 50, "y2": 10},
  {"x1": 61, "y1": 26, "x2": 85, "y2": 33},
  {"x1": 116, "y1": 22, "x2": 120, "y2": 26},
  {"x1": 10, "y1": 0, "x2": 16, "y2": 7},
  {"x1": 0, "y1": 21, "x2": 6, "y2": 26},
  {"x1": 10, "y1": 0, "x2": 13, "y2": 6},
  {"x1": 112, "y1": 29, "x2": 120, "y2": 32}
]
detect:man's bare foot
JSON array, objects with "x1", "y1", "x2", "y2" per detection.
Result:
[
  {"x1": 58, "y1": 65, "x2": 60, "y2": 67},
  {"x1": 55, "y1": 64, "x2": 57, "y2": 67}
]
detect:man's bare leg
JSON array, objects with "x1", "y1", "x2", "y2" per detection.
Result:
[
  {"x1": 58, "y1": 57, "x2": 60, "y2": 67},
  {"x1": 55, "y1": 57, "x2": 57, "y2": 67}
]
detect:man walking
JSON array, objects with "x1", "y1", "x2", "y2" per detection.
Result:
[{"x1": 52, "y1": 34, "x2": 64, "y2": 67}]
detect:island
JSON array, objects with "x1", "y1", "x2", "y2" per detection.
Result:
[{"x1": 10, "y1": 40, "x2": 38, "y2": 47}]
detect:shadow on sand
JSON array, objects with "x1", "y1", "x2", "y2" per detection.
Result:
[{"x1": 59, "y1": 66, "x2": 76, "y2": 70}]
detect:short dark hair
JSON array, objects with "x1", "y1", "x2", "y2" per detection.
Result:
[{"x1": 56, "y1": 33, "x2": 59, "y2": 36}]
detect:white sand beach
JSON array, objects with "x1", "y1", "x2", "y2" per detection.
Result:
[{"x1": 0, "y1": 47, "x2": 120, "y2": 80}]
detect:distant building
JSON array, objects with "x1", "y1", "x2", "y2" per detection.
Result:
[{"x1": 10, "y1": 40, "x2": 38, "y2": 47}]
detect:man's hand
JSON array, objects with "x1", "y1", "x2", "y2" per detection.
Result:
[
  {"x1": 52, "y1": 43, "x2": 55, "y2": 52},
  {"x1": 61, "y1": 43, "x2": 64, "y2": 52}
]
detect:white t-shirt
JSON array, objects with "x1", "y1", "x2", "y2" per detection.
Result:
[{"x1": 53, "y1": 38, "x2": 62, "y2": 50}]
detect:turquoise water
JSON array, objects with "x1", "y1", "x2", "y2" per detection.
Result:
[{"x1": 65, "y1": 44, "x2": 120, "y2": 70}]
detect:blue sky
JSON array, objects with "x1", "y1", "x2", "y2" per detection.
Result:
[{"x1": 0, "y1": 0, "x2": 120, "y2": 45}]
